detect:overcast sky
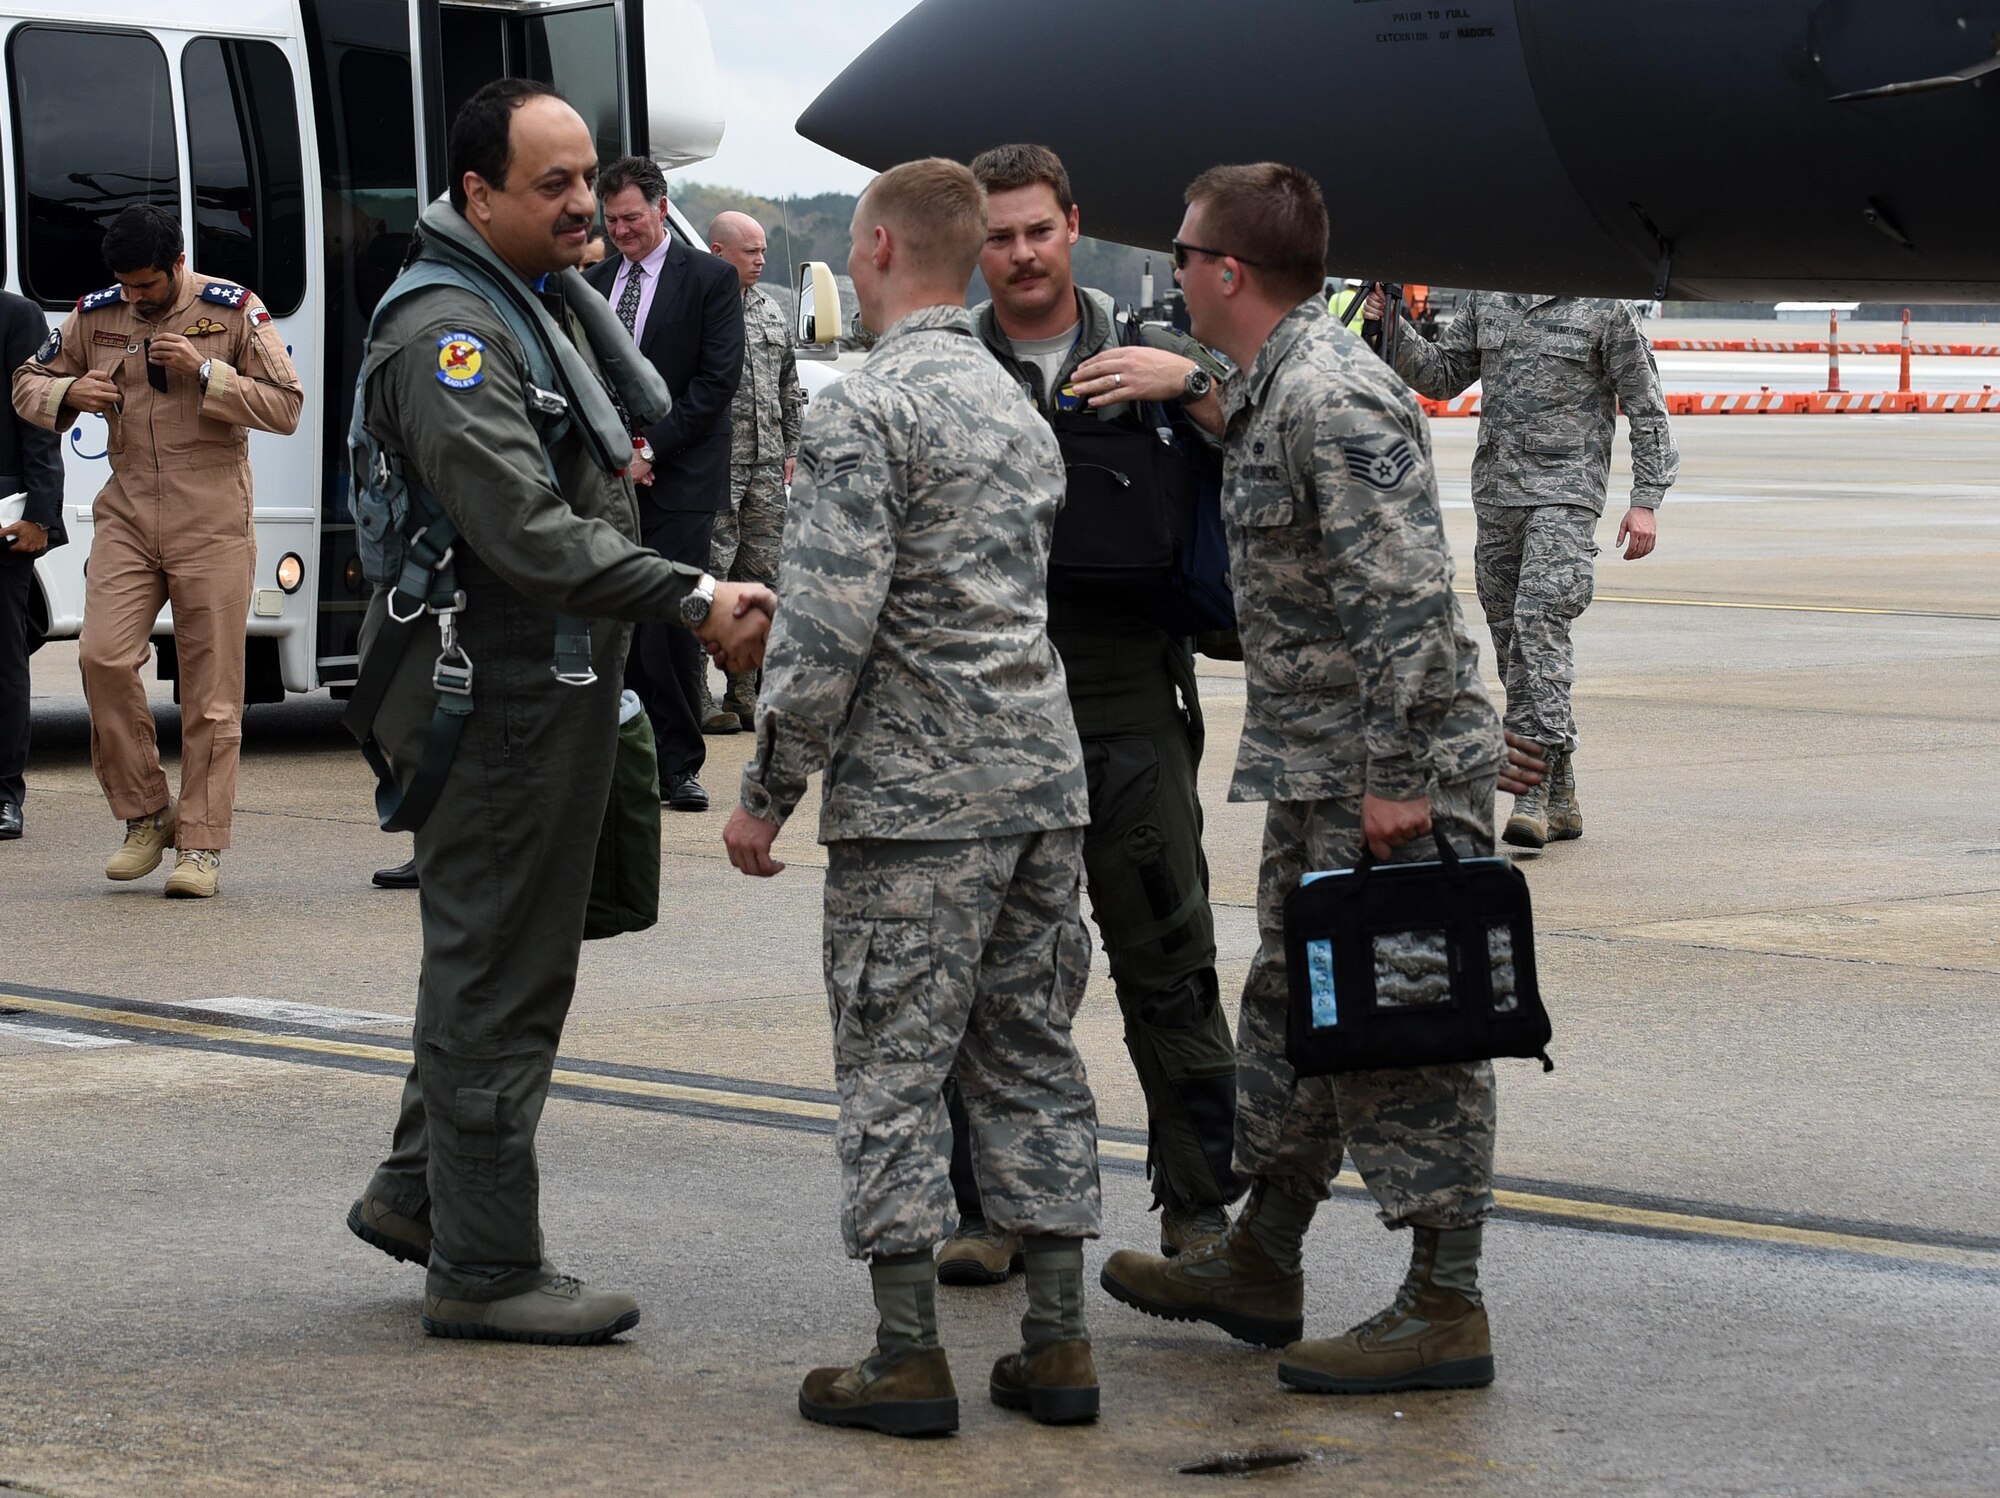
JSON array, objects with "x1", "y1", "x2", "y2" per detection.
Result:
[{"x1": 687, "y1": 0, "x2": 925, "y2": 195}]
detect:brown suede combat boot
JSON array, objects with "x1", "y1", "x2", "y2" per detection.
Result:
[
  {"x1": 935, "y1": 1218, "x2": 1022, "y2": 1287},
  {"x1": 802, "y1": 1250, "x2": 959, "y2": 1437},
  {"x1": 799, "y1": 1347, "x2": 960, "y2": 1437},
  {"x1": 1278, "y1": 1225, "x2": 1494, "y2": 1394},
  {"x1": 1100, "y1": 1184, "x2": 1305, "y2": 1348},
  {"x1": 989, "y1": 1340, "x2": 1098, "y2": 1425}
]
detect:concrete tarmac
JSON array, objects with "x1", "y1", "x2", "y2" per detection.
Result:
[{"x1": 2, "y1": 416, "x2": 1997, "y2": 1496}]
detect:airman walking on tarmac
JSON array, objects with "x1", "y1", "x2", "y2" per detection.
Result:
[{"x1": 1366, "y1": 283, "x2": 1678, "y2": 848}]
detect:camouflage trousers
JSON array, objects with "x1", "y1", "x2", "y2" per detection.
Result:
[
  {"x1": 1234, "y1": 777, "x2": 1499, "y2": 1229},
  {"x1": 1473, "y1": 502, "x2": 1599, "y2": 752},
  {"x1": 824, "y1": 827, "x2": 1102, "y2": 1259},
  {"x1": 713, "y1": 462, "x2": 787, "y2": 587}
]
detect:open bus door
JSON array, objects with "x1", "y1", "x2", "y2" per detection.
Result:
[
  {"x1": 417, "y1": 0, "x2": 648, "y2": 202},
  {"x1": 308, "y1": 0, "x2": 647, "y2": 691}
]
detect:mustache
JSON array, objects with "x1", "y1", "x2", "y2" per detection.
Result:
[{"x1": 555, "y1": 215, "x2": 593, "y2": 237}]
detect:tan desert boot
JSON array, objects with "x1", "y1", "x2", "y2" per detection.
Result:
[
  {"x1": 106, "y1": 802, "x2": 176, "y2": 881},
  {"x1": 163, "y1": 849, "x2": 221, "y2": 899}
]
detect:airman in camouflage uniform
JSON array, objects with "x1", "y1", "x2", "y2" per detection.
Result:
[
  {"x1": 1386, "y1": 292, "x2": 1678, "y2": 847},
  {"x1": 703, "y1": 276, "x2": 804, "y2": 730},
  {"x1": 1103, "y1": 162, "x2": 1508, "y2": 1397},
  {"x1": 725, "y1": 162, "x2": 1103, "y2": 1437}
]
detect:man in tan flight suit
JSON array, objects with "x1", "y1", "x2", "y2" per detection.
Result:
[{"x1": 12, "y1": 204, "x2": 302, "y2": 897}]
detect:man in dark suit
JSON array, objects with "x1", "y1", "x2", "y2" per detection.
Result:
[
  {"x1": 0, "y1": 289, "x2": 65, "y2": 840},
  {"x1": 585, "y1": 156, "x2": 743, "y2": 810}
]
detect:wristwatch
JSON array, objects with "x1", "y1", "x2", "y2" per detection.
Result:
[
  {"x1": 1180, "y1": 365, "x2": 1214, "y2": 403},
  {"x1": 197, "y1": 359, "x2": 213, "y2": 393},
  {"x1": 679, "y1": 572, "x2": 717, "y2": 628}
]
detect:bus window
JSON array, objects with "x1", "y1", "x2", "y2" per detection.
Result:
[
  {"x1": 9, "y1": 27, "x2": 181, "y2": 307},
  {"x1": 183, "y1": 39, "x2": 309, "y2": 316},
  {"x1": 522, "y1": 6, "x2": 624, "y2": 174}
]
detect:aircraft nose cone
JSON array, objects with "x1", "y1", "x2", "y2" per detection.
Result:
[{"x1": 797, "y1": 0, "x2": 1036, "y2": 172}]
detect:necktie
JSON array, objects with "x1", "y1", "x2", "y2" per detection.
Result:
[
  {"x1": 617, "y1": 261, "x2": 645, "y2": 336},
  {"x1": 609, "y1": 262, "x2": 646, "y2": 429}
]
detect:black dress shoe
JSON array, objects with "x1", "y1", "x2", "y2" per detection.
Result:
[
  {"x1": 663, "y1": 773, "x2": 709, "y2": 812},
  {"x1": 372, "y1": 858, "x2": 419, "y2": 889},
  {"x1": 0, "y1": 801, "x2": 20, "y2": 840}
]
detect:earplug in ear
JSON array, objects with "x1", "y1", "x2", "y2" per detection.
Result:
[{"x1": 1222, "y1": 270, "x2": 1234, "y2": 283}]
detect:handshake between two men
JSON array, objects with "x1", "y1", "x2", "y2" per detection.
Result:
[{"x1": 694, "y1": 581, "x2": 776, "y2": 675}]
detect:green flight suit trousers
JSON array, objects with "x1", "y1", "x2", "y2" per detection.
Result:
[
  {"x1": 950, "y1": 623, "x2": 1240, "y2": 1219},
  {"x1": 359, "y1": 551, "x2": 631, "y2": 1302}
]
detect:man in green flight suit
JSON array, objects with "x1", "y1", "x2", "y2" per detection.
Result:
[{"x1": 342, "y1": 80, "x2": 772, "y2": 1344}]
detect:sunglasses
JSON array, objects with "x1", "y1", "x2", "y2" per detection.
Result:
[{"x1": 1172, "y1": 239, "x2": 1263, "y2": 272}]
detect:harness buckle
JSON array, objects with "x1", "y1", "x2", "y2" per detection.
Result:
[{"x1": 433, "y1": 644, "x2": 474, "y2": 696}]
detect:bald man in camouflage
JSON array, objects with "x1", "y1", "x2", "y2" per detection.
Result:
[
  {"x1": 1366, "y1": 284, "x2": 1678, "y2": 848},
  {"x1": 702, "y1": 210, "x2": 804, "y2": 733}
]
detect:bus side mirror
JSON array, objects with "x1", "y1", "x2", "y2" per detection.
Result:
[{"x1": 796, "y1": 260, "x2": 842, "y2": 353}]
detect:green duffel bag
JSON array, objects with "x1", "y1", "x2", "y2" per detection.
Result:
[{"x1": 585, "y1": 691, "x2": 661, "y2": 940}]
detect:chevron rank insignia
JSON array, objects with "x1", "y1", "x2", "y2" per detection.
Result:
[
  {"x1": 798, "y1": 445, "x2": 860, "y2": 485},
  {"x1": 200, "y1": 283, "x2": 249, "y2": 309},
  {"x1": 77, "y1": 285, "x2": 122, "y2": 312},
  {"x1": 184, "y1": 317, "x2": 228, "y2": 338},
  {"x1": 1342, "y1": 437, "x2": 1418, "y2": 491}
]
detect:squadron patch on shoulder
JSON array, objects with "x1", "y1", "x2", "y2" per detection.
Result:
[
  {"x1": 1342, "y1": 437, "x2": 1418, "y2": 492},
  {"x1": 200, "y1": 282, "x2": 249, "y2": 309},
  {"x1": 34, "y1": 329, "x2": 61, "y2": 364},
  {"x1": 435, "y1": 331, "x2": 486, "y2": 390},
  {"x1": 78, "y1": 285, "x2": 122, "y2": 313},
  {"x1": 797, "y1": 444, "x2": 859, "y2": 486},
  {"x1": 184, "y1": 316, "x2": 228, "y2": 338}
]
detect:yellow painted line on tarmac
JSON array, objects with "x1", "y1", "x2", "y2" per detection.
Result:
[
  {"x1": 0, "y1": 994, "x2": 839, "y2": 1125},
  {"x1": 1455, "y1": 587, "x2": 2000, "y2": 621},
  {"x1": 8, "y1": 992, "x2": 1998, "y2": 1272}
]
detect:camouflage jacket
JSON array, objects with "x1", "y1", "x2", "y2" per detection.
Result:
[
  {"x1": 1393, "y1": 292, "x2": 1678, "y2": 512},
  {"x1": 739, "y1": 304, "x2": 1088, "y2": 842},
  {"x1": 1222, "y1": 298, "x2": 1502, "y2": 804},
  {"x1": 729, "y1": 286, "x2": 805, "y2": 465}
]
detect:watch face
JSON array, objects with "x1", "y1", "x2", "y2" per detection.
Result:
[{"x1": 1185, "y1": 368, "x2": 1213, "y2": 398}]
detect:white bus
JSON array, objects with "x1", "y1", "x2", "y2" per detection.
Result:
[{"x1": 4, "y1": 0, "x2": 725, "y2": 699}]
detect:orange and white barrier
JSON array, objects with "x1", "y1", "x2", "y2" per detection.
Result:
[
  {"x1": 1416, "y1": 311, "x2": 2000, "y2": 416},
  {"x1": 1416, "y1": 389, "x2": 2000, "y2": 418},
  {"x1": 1650, "y1": 339, "x2": 2000, "y2": 356}
]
